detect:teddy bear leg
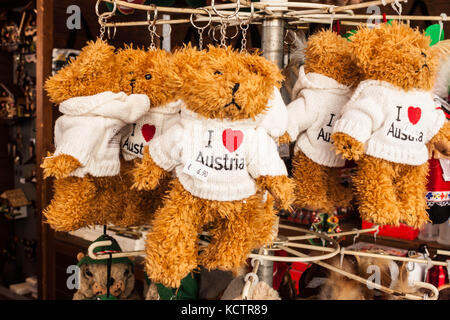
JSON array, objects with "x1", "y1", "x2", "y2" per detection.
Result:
[
  {"x1": 43, "y1": 176, "x2": 98, "y2": 231},
  {"x1": 145, "y1": 179, "x2": 205, "y2": 289},
  {"x1": 200, "y1": 193, "x2": 271, "y2": 274},
  {"x1": 327, "y1": 167, "x2": 353, "y2": 210},
  {"x1": 352, "y1": 156, "x2": 401, "y2": 226},
  {"x1": 292, "y1": 151, "x2": 334, "y2": 213},
  {"x1": 395, "y1": 162, "x2": 430, "y2": 229}
]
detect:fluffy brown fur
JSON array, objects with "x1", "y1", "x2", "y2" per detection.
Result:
[
  {"x1": 304, "y1": 29, "x2": 361, "y2": 88},
  {"x1": 332, "y1": 22, "x2": 446, "y2": 228},
  {"x1": 107, "y1": 46, "x2": 180, "y2": 227},
  {"x1": 42, "y1": 39, "x2": 122, "y2": 231},
  {"x1": 41, "y1": 152, "x2": 81, "y2": 179},
  {"x1": 136, "y1": 45, "x2": 293, "y2": 288},
  {"x1": 290, "y1": 30, "x2": 358, "y2": 214},
  {"x1": 42, "y1": 41, "x2": 180, "y2": 231}
]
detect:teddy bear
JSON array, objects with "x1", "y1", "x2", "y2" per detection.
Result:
[
  {"x1": 41, "y1": 39, "x2": 150, "y2": 231},
  {"x1": 283, "y1": 30, "x2": 360, "y2": 214},
  {"x1": 132, "y1": 45, "x2": 294, "y2": 288},
  {"x1": 100, "y1": 45, "x2": 183, "y2": 227},
  {"x1": 73, "y1": 235, "x2": 141, "y2": 300},
  {"x1": 331, "y1": 22, "x2": 449, "y2": 228}
]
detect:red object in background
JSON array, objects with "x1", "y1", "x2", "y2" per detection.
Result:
[
  {"x1": 426, "y1": 265, "x2": 449, "y2": 289},
  {"x1": 362, "y1": 220, "x2": 420, "y2": 241},
  {"x1": 273, "y1": 250, "x2": 311, "y2": 295}
]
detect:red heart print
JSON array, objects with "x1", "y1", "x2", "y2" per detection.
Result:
[
  {"x1": 222, "y1": 129, "x2": 243, "y2": 153},
  {"x1": 408, "y1": 107, "x2": 421, "y2": 125},
  {"x1": 141, "y1": 124, "x2": 156, "y2": 142}
]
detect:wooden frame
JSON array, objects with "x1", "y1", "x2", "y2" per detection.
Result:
[{"x1": 36, "y1": 0, "x2": 55, "y2": 300}]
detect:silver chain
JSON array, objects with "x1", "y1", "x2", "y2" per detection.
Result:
[
  {"x1": 220, "y1": 19, "x2": 228, "y2": 48},
  {"x1": 240, "y1": 23, "x2": 248, "y2": 53},
  {"x1": 198, "y1": 28, "x2": 204, "y2": 50},
  {"x1": 148, "y1": 24, "x2": 157, "y2": 50}
]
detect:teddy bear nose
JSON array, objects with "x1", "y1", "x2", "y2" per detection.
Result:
[{"x1": 232, "y1": 83, "x2": 240, "y2": 95}]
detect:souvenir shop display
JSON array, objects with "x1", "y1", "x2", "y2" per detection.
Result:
[{"x1": 2, "y1": 0, "x2": 450, "y2": 302}]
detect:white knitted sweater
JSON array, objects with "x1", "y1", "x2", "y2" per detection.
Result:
[
  {"x1": 286, "y1": 66, "x2": 351, "y2": 167},
  {"x1": 121, "y1": 100, "x2": 183, "y2": 161},
  {"x1": 147, "y1": 107, "x2": 288, "y2": 201},
  {"x1": 52, "y1": 91, "x2": 150, "y2": 177},
  {"x1": 333, "y1": 80, "x2": 446, "y2": 166}
]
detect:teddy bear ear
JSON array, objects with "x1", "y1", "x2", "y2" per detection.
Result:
[
  {"x1": 45, "y1": 39, "x2": 116, "y2": 103},
  {"x1": 242, "y1": 53, "x2": 284, "y2": 87}
]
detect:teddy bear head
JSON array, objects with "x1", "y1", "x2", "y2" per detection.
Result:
[
  {"x1": 304, "y1": 29, "x2": 360, "y2": 88},
  {"x1": 45, "y1": 39, "x2": 120, "y2": 104},
  {"x1": 350, "y1": 21, "x2": 438, "y2": 91},
  {"x1": 172, "y1": 45, "x2": 284, "y2": 121},
  {"x1": 116, "y1": 45, "x2": 181, "y2": 107}
]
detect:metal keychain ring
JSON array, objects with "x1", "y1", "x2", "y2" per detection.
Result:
[
  {"x1": 211, "y1": 0, "x2": 240, "y2": 19},
  {"x1": 96, "y1": 0, "x2": 116, "y2": 18},
  {"x1": 190, "y1": 8, "x2": 212, "y2": 31},
  {"x1": 228, "y1": 24, "x2": 239, "y2": 40}
]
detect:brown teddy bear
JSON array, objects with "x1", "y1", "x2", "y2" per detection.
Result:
[
  {"x1": 41, "y1": 39, "x2": 150, "y2": 231},
  {"x1": 331, "y1": 22, "x2": 449, "y2": 228},
  {"x1": 73, "y1": 235, "x2": 141, "y2": 300},
  {"x1": 132, "y1": 45, "x2": 294, "y2": 288},
  {"x1": 284, "y1": 30, "x2": 360, "y2": 213},
  {"x1": 107, "y1": 45, "x2": 182, "y2": 227}
]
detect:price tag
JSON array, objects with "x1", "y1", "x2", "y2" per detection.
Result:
[
  {"x1": 278, "y1": 143, "x2": 290, "y2": 158},
  {"x1": 183, "y1": 160, "x2": 211, "y2": 182}
]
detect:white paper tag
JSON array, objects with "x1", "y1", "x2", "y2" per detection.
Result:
[
  {"x1": 183, "y1": 160, "x2": 211, "y2": 182},
  {"x1": 278, "y1": 143, "x2": 290, "y2": 158},
  {"x1": 108, "y1": 126, "x2": 122, "y2": 149}
]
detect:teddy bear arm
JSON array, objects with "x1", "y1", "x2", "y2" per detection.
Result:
[
  {"x1": 427, "y1": 121, "x2": 450, "y2": 159},
  {"x1": 41, "y1": 153, "x2": 82, "y2": 179},
  {"x1": 256, "y1": 175, "x2": 295, "y2": 211},
  {"x1": 131, "y1": 146, "x2": 169, "y2": 191},
  {"x1": 331, "y1": 132, "x2": 365, "y2": 161}
]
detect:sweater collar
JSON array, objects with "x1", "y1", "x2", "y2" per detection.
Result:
[
  {"x1": 151, "y1": 99, "x2": 185, "y2": 114},
  {"x1": 180, "y1": 106, "x2": 262, "y2": 127},
  {"x1": 292, "y1": 66, "x2": 350, "y2": 99}
]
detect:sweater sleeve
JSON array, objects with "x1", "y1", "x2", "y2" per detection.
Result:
[
  {"x1": 148, "y1": 122, "x2": 184, "y2": 171},
  {"x1": 426, "y1": 107, "x2": 446, "y2": 143},
  {"x1": 53, "y1": 116, "x2": 106, "y2": 166},
  {"x1": 247, "y1": 128, "x2": 288, "y2": 179},
  {"x1": 333, "y1": 84, "x2": 387, "y2": 143},
  {"x1": 286, "y1": 95, "x2": 318, "y2": 142},
  {"x1": 258, "y1": 87, "x2": 288, "y2": 139}
]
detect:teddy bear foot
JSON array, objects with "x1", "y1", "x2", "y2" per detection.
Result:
[
  {"x1": 399, "y1": 208, "x2": 430, "y2": 229},
  {"x1": 358, "y1": 205, "x2": 401, "y2": 227}
]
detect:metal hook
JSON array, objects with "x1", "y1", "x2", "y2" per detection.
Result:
[
  {"x1": 373, "y1": 225, "x2": 380, "y2": 242},
  {"x1": 107, "y1": 22, "x2": 116, "y2": 40},
  {"x1": 211, "y1": 0, "x2": 241, "y2": 19},
  {"x1": 391, "y1": 0, "x2": 402, "y2": 20},
  {"x1": 439, "y1": 13, "x2": 447, "y2": 42},
  {"x1": 353, "y1": 228, "x2": 360, "y2": 245}
]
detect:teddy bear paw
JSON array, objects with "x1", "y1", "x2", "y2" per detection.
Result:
[
  {"x1": 41, "y1": 153, "x2": 81, "y2": 179},
  {"x1": 331, "y1": 133, "x2": 365, "y2": 161}
]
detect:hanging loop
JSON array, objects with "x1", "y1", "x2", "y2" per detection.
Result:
[
  {"x1": 190, "y1": 8, "x2": 212, "y2": 50},
  {"x1": 147, "y1": 5, "x2": 159, "y2": 50},
  {"x1": 211, "y1": 0, "x2": 241, "y2": 19}
]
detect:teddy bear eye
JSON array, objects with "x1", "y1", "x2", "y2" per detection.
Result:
[
  {"x1": 145, "y1": 74, "x2": 152, "y2": 80},
  {"x1": 85, "y1": 268, "x2": 93, "y2": 277},
  {"x1": 124, "y1": 269, "x2": 130, "y2": 276},
  {"x1": 214, "y1": 70, "x2": 223, "y2": 75}
]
